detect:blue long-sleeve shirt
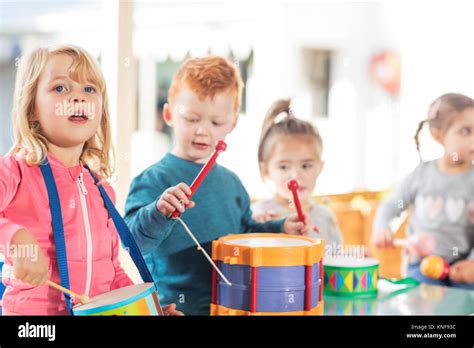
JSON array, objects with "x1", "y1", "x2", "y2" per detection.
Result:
[{"x1": 124, "y1": 153, "x2": 285, "y2": 315}]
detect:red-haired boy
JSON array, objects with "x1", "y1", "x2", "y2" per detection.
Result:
[{"x1": 124, "y1": 56, "x2": 312, "y2": 315}]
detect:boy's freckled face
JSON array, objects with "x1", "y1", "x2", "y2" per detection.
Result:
[
  {"x1": 34, "y1": 53, "x2": 102, "y2": 148},
  {"x1": 265, "y1": 136, "x2": 323, "y2": 202},
  {"x1": 165, "y1": 88, "x2": 237, "y2": 163}
]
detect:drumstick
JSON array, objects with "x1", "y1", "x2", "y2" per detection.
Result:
[
  {"x1": 176, "y1": 217, "x2": 232, "y2": 286},
  {"x1": 47, "y1": 280, "x2": 90, "y2": 304},
  {"x1": 287, "y1": 179, "x2": 320, "y2": 233},
  {"x1": 171, "y1": 140, "x2": 227, "y2": 219}
]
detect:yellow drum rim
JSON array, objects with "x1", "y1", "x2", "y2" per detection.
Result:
[
  {"x1": 210, "y1": 302, "x2": 324, "y2": 316},
  {"x1": 212, "y1": 233, "x2": 324, "y2": 267}
]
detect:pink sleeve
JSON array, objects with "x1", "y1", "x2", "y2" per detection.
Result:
[
  {"x1": 104, "y1": 184, "x2": 134, "y2": 289},
  {"x1": 0, "y1": 156, "x2": 25, "y2": 248},
  {"x1": 0, "y1": 217, "x2": 25, "y2": 251}
]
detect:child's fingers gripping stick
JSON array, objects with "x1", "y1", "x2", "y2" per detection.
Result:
[
  {"x1": 286, "y1": 180, "x2": 321, "y2": 234},
  {"x1": 157, "y1": 183, "x2": 195, "y2": 217},
  {"x1": 172, "y1": 183, "x2": 192, "y2": 204},
  {"x1": 11, "y1": 229, "x2": 49, "y2": 286},
  {"x1": 298, "y1": 212, "x2": 317, "y2": 235},
  {"x1": 283, "y1": 214, "x2": 307, "y2": 236},
  {"x1": 14, "y1": 254, "x2": 49, "y2": 286}
]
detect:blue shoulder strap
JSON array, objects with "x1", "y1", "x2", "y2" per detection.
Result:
[
  {"x1": 39, "y1": 160, "x2": 74, "y2": 314},
  {"x1": 40, "y1": 160, "x2": 158, "y2": 316},
  {"x1": 84, "y1": 165, "x2": 155, "y2": 284}
]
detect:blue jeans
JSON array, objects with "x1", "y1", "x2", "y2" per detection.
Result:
[{"x1": 407, "y1": 262, "x2": 474, "y2": 290}]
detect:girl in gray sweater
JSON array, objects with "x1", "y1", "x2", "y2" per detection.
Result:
[{"x1": 372, "y1": 93, "x2": 474, "y2": 289}]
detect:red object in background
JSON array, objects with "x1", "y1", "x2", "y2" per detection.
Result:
[
  {"x1": 171, "y1": 140, "x2": 227, "y2": 218},
  {"x1": 370, "y1": 50, "x2": 401, "y2": 95}
]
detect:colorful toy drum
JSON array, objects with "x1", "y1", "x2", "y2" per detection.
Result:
[
  {"x1": 323, "y1": 257, "x2": 379, "y2": 298},
  {"x1": 211, "y1": 233, "x2": 324, "y2": 315},
  {"x1": 73, "y1": 283, "x2": 163, "y2": 316}
]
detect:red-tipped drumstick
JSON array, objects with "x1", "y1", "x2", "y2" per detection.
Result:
[
  {"x1": 287, "y1": 180, "x2": 305, "y2": 222},
  {"x1": 287, "y1": 179, "x2": 320, "y2": 233},
  {"x1": 171, "y1": 140, "x2": 227, "y2": 218}
]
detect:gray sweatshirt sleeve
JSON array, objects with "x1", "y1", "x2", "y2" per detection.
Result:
[{"x1": 372, "y1": 167, "x2": 419, "y2": 235}]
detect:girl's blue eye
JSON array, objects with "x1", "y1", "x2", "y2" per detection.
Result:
[
  {"x1": 460, "y1": 127, "x2": 471, "y2": 135},
  {"x1": 212, "y1": 121, "x2": 223, "y2": 126},
  {"x1": 84, "y1": 86, "x2": 96, "y2": 93},
  {"x1": 302, "y1": 163, "x2": 313, "y2": 170},
  {"x1": 187, "y1": 118, "x2": 199, "y2": 123},
  {"x1": 278, "y1": 165, "x2": 289, "y2": 171},
  {"x1": 55, "y1": 85, "x2": 66, "y2": 93}
]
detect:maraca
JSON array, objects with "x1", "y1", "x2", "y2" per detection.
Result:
[{"x1": 420, "y1": 255, "x2": 450, "y2": 280}]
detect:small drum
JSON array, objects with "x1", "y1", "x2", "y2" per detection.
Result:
[
  {"x1": 73, "y1": 283, "x2": 163, "y2": 316},
  {"x1": 323, "y1": 257, "x2": 379, "y2": 298},
  {"x1": 211, "y1": 233, "x2": 324, "y2": 315}
]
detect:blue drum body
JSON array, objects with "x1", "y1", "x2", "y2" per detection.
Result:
[{"x1": 211, "y1": 233, "x2": 325, "y2": 316}]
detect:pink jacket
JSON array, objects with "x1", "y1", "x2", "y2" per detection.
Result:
[{"x1": 0, "y1": 152, "x2": 133, "y2": 315}]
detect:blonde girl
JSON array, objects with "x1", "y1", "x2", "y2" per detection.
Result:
[{"x1": 0, "y1": 45, "x2": 181, "y2": 315}]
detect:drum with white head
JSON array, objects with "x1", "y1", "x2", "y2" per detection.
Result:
[{"x1": 211, "y1": 233, "x2": 325, "y2": 315}]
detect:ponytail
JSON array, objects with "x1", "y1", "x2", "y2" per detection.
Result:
[
  {"x1": 414, "y1": 119, "x2": 427, "y2": 162},
  {"x1": 258, "y1": 99, "x2": 292, "y2": 162}
]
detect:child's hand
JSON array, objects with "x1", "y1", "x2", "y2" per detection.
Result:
[
  {"x1": 449, "y1": 259, "x2": 474, "y2": 284},
  {"x1": 283, "y1": 213, "x2": 318, "y2": 236},
  {"x1": 371, "y1": 228, "x2": 395, "y2": 248},
  {"x1": 11, "y1": 229, "x2": 48, "y2": 286},
  {"x1": 162, "y1": 303, "x2": 185, "y2": 316},
  {"x1": 156, "y1": 183, "x2": 196, "y2": 217},
  {"x1": 253, "y1": 210, "x2": 280, "y2": 223}
]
